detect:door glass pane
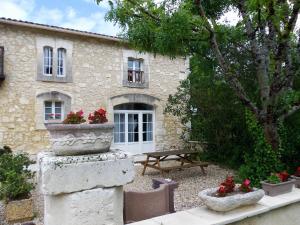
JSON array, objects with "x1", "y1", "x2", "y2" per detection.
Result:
[
  {"x1": 143, "y1": 113, "x2": 153, "y2": 142},
  {"x1": 128, "y1": 113, "x2": 139, "y2": 143},
  {"x1": 114, "y1": 113, "x2": 125, "y2": 143}
]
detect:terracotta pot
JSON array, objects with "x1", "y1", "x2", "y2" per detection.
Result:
[
  {"x1": 5, "y1": 198, "x2": 34, "y2": 223},
  {"x1": 45, "y1": 123, "x2": 114, "y2": 156},
  {"x1": 291, "y1": 176, "x2": 300, "y2": 188},
  {"x1": 198, "y1": 187, "x2": 264, "y2": 212},
  {"x1": 261, "y1": 179, "x2": 295, "y2": 196}
]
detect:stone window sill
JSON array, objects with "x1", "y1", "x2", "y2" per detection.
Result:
[{"x1": 122, "y1": 80, "x2": 149, "y2": 89}]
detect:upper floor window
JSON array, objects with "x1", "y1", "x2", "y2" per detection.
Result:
[
  {"x1": 57, "y1": 48, "x2": 66, "y2": 77},
  {"x1": 44, "y1": 101, "x2": 63, "y2": 122},
  {"x1": 128, "y1": 58, "x2": 144, "y2": 83},
  {"x1": 43, "y1": 47, "x2": 53, "y2": 75},
  {"x1": 36, "y1": 37, "x2": 73, "y2": 83}
]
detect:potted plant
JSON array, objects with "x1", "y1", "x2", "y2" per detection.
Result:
[
  {"x1": 0, "y1": 146, "x2": 35, "y2": 223},
  {"x1": 261, "y1": 171, "x2": 295, "y2": 196},
  {"x1": 199, "y1": 176, "x2": 264, "y2": 212},
  {"x1": 291, "y1": 167, "x2": 300, "y2": 188},
  {"x1": 45, "y1": 108, "x2": 114, "y2": 156}
]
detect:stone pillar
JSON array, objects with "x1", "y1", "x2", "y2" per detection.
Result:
[{"x1": 39, "y1": 150, "x2": 135, "y2": 225}]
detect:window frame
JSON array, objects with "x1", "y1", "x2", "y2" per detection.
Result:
[
  {"x1": 128, "y1": 58, "x2": 144, "y2": 84},
  {"x1": 57, "y1": 48, "x2": 66, "y2": 77},
  {"x1": 43, "y1": 46, "x2": 53, "y2": 76},
  {"x1": 44, "y1": 100, "x2": 64, "y2": 123}
]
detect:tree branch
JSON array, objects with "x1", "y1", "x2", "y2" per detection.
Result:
[
  {"x1": 279, "y1": 102, "x2": 300, "y2": 121},
  {"x1": 195, "y1": 0, "x2": 260, "y2": 117}
]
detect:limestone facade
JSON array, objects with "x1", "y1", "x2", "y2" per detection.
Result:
[{"x1": 0, "y1": 19, "x2": 188, "y2": 154}]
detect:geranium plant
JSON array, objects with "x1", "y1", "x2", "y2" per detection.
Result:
[
  {"x1": 63, "y1": 110, "x2": 86, "y2": 124},
  {"x1": 88, "y1": 107, "x2": 108, "y2": 124},
  {"x1": 217, "y1": 176, "x2": 235, "y2": 197},
  {"x1": 239, "y1": 179, "x2": 252, "y2": 193},
  {"x1": 266, "y1": 171, "x2": 290, "y2": 184}
]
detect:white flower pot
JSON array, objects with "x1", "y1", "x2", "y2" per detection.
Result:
[
  {"x1": 199, "y1": 187, "x2": 265, "y2": 212},
  {"x1": 45, "y1": 123, "x2": 114, "y2": 156}
]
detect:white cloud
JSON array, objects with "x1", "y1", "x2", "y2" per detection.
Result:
[
  {"x1": 34, "y1": 7, "x2": 64, "y2": 24},
  {"x1": 0, "y1": 0, "x2": 35, "y2": 20}
]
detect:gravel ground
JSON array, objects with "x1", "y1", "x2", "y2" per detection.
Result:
[{"x1": 125, "y1": 163, "x2": 235, "y2": 211}]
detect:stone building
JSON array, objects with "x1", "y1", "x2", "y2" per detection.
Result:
[{"x1": 0, "y1": 18, "x2": 188, "y2": 155}]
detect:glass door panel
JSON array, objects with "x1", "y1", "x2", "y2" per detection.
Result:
[
  {"x1": 142, "y1": 113, "x2": 153, "y2": 142},
  {"x1": 128, "y1": 113, "x2": 139, "y2": 143},
  {"x1": 114, "y1": 113, "x2": 125, "y2": 143}
]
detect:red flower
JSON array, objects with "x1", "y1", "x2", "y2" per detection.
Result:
[
  {"x1": 276, "y1": 171, "x2": 289, "y2": 182},
  {"x1": 218, "y1": 185, "x2": 227, "y2": 197},
  {"x1": 88, "y1": 107, "x2": 108, "y2": 124},
  {"x1": 220, "y1": 176, "x2": 235, "y2": 193},
  {"x1": 239, "y1": 179, "x2": 252, "y2": 193}
]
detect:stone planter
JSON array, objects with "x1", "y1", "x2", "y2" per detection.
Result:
[
  {"x1": 5, "y1": 198, "x2": 34, "y2": 223},
  {"x1": 45, "y1": 123, "x2": 114, "y2": 156},
  {"x1": 198, "y1": 187, "x2": 264, "y2": 212},
  {"x1": 291, "y1": 176, "x2": 300, "y2": 188},
  {"x1": 261, "y1": 179, "x2": 295, "y2": 196}
]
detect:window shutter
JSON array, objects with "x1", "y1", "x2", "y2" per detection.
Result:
[{"x1": 0, "y1": 46, "x2": 4, "y2": 80}]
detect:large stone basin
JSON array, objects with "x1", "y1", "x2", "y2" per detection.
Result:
[
  {"x1": 199, "y1": 187, "x2": 265, "y2": 212},
  {"x1": 45, "y1": 123, "x2": 114, "y2": 156}
]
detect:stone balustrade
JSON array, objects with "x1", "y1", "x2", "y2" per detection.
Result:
[{"x1": 131, "y1": 188, "x2": 300, "y2": 225}]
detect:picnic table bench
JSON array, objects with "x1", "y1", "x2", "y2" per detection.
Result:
[{"x1": 139, "y1": 150, "x2": 209, "y2": 175}]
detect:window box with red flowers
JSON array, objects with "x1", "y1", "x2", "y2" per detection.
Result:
[
  {"x1": 261, "y1": 171, "x2": 295, "y2": 196},
  {"x1": 198, "y1": 176, "x2": 264, "y2": 212},
  {"x1": 292, "y1": 167, "x2": 300, "y2": 188},
  {"x1": 45, "y1": 108, "x2": 114, "y2": 156}
]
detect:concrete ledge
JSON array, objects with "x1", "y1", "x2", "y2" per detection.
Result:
[
  {"x1": 39, "y1": 150, "x2": 135, "y2": 195},
  {"x1": 131, "y1": 188, "x2": 300, "y2": 225}
]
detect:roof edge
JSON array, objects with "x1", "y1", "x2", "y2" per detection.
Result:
[{"x1": 0, "y1": 18, "x2": 123, "y2": 43}]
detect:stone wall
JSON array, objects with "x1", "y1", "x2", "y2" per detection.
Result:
[{"x1": 0, "y1": 23, "x2": 187, "y2": 154}]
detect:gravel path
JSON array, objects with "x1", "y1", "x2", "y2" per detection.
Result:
[{"x1": 125, "y1": 163, "x2": 235, "y2": 211}]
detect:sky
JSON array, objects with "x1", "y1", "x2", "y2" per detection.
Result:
[
  {"x1": 0, "y1": 0, "x2": 298, "y2": 37},
  {"x1": 0, "y1": 0, "x2": 119, "y2": 36}
]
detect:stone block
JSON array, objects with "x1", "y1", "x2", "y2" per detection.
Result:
[
  {"x1": 44, "y1": 187, "x2": 123, "y2": 225},
  {"x1": 39, "y1": 150, "x2": 135, "y2": 195}
]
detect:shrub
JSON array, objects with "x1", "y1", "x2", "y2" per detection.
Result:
[
  {"x1": 63, "y1": 110, "x2": 86, "y2": 124},
  {"x1": 88, "y1": 108, "x2": 108, "y2": 124},
  {"x1": 0, "y1": 150, "x2": 35, "y2": 202},
  {"x1": 238, "y1": 110, "x2": 283, "y2": 187}
]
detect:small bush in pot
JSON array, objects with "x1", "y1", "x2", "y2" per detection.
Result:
[
  {"x1": 292, "y1": 167, "x2": 300, "y2": 188},
  {"x1": 261, "y1": 171, "x2": 295, "y2": 196},
  {"x1": 63, "y1": 110, "x2": 86, "y2": 124},
  {"x1": 88, "y1": 107, "x2": 108, "y2": 124},
  {"x1": 0, "y1": 147, "x2": 35, "y2": 223}
]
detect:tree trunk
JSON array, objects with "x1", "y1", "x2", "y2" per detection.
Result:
[{"x1": 263, "y1": 120, "x2": 280, "y2": 150}]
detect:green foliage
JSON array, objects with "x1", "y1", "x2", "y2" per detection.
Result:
[
  {"x1": 266, "y1": 174, "x2": 281, "y2": 184},
  {"x1": 0, "y1": 149, "x2": 35, "y2": 201},
  {"x1": 238, "y1": 111, "x2": 283, "y2": 187}
]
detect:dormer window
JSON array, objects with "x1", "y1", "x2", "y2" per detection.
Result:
[
  {"x1": 43, "y1": 46, "x2": 53, "y2": 75},
  {"x1": 57, "y1": 48, "x2": 66, "y2": 77},
  {"x1": 128, "y1": 58, "x2": 143, "y2": 83}
]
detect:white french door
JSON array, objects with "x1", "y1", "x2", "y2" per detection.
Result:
[{"x1": 113, "y1": 110, "x2": 155, "y2": 155}]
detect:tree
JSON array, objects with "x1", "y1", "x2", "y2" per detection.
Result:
[{"x1": 96, "y1": 0, "x2": 300, "y2": 150}]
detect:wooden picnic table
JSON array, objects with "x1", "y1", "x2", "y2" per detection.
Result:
[{"x1": 140, "y1": 150, "x2": 209, "y2": 176}]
